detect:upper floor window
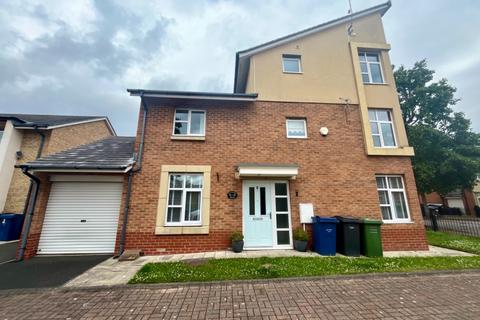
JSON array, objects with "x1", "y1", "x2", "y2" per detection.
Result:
[
  {"x1": 286, "y1": 119, "x2": 307, "y2": 138},
  {"x1": 376, "y1": 175, "x2": 410, "y2": 223},
  {"x1": 282, "y1": 55, "x2": 302, "y2": 73},
  {"x1": 359, "y1": 52, "x2": 384, "y2": 84},
  {"x1": 173, "y1": 109, "x2": 205, "y2": 136},
  {"x1": 166, "y1": 173, "x2": 203, "y2": 226},
  {"x1": 369, "y1": 109, "x2": 396, "y2": 147}
]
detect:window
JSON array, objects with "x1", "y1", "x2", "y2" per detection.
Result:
[
  {"x1": 369, "y1": 109, "x2": 396, "y2": 147},
  {"x1": 286, "y1": 119, "x2": 307, "y2": 138},
  {"x1": 359, "y1": 51, "x2": 384, "y2": 84},
  {"x1": 173, "y1": 109, "x2": 205, "y2": 136},
  {"x1": 166, "y1": 173, "x2": 203, "y2": 225},
  {"x1": 376, "y1": 176, "x2": 410, "y2": 222},
  {"x1": 282, "y1": 55, "x2": 301, "y2": 73}
]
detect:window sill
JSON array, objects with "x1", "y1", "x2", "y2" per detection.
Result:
[
  {"x1": 287, "y1": 136, "x2": 308, "y2": 139},
  {"x1": 283, "y1": 71, "x2": 303, "y2": 74},
  {"x1": 155, "y1": 225, "x2": 209, "y2": 235},
  {"x1": 382, "y1": 220, "x2": 413, "y2": 225},
  {"x1": 363, "y1": 82, "x2": 388, "y2": 86},
  {"x1": 171, "y1": 135, "x2": 205, "y2": 141}
]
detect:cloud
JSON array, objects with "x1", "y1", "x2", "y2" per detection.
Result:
[{"x1": 0, "y1": 0, "x2": 479, "y2": 135}]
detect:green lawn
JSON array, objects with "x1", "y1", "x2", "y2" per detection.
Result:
[
  {"x1": 129, "y1": 256, "x2": 480, "y2": 284},
  {"x1": 427, "y1": 231, "x2": 480, "y2": 254}
]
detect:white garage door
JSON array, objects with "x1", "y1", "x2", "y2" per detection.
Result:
[
  {"x1": 447, "y1": 198, "x2": 465, "y2": 214},
  {"x1": 37, "y1": 181, "x2": 122, "y2": 254}
]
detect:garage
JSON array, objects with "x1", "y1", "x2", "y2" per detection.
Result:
[
  {"x1": 37, "y1": 177, "x2": 123, "y2": 254},
  {"x1": 17, "y1": 136, "x2": 135, "y2": 258}
]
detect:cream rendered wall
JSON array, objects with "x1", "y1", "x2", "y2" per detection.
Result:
[
  {"x1": 0, "y1": 121, "x2": 23, "y2": 212},
  {"x1": 245, "y1": 14, "x2": 386, "y2": 104}
]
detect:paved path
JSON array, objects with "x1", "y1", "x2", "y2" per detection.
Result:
[
  {"x1": 2, "y1": 271, "x2": 480, "y2": 319},
  {"x1": 65, "y1": 246, "x2": 474, "y2": 288}
]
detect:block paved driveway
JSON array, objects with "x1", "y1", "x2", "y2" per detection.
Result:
[{"x1": 1, "y1": 271, "x2": 480, "y2": 319}]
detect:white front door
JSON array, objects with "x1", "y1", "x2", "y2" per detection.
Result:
[{"x1": 242, "y1": 180, "x2": 292, "y2": 249}]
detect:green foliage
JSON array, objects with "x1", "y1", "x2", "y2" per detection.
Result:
[
  {"x1": 427, "y1": 231, "x2": 480, "y2": 255},
  {"x1": 129, "y1": 256, "x2": 480, "y2": 283},
  {"x1": 394, "y1": 60, "x2": 480, "y2": 194},
  {"x1": 230, "y1": 231, "x2": 244, "y2": 242},
  {"x1": 293, "y1": 228, "x2": 308, "y2": 241}
]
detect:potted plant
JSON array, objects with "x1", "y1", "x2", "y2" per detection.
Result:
[
  {"x1": 230, "y1": 231, "x2": 244, "y2": 253},
  {"x1": 293, "y1": 228, "x2": 309, "y2": 252}
]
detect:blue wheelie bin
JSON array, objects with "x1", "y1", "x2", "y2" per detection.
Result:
[
  {"x1": 0, "y1": 214, "x2": 25, "y2": 241},
  {"x1": 311, "y1": 216, "x2": 338, "y2": 256}
]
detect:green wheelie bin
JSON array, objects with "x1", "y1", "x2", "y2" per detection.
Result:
[{"x1": 361, "y1": 219, "x2": 383, "y2": 257}]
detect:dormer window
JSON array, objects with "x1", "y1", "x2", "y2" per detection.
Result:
[
  {"x1": 359, "y1": 51, "x2": 384, "y2": 84},
  {"x1": 173, "y1": 109, "x2": 206, "y2": 136},
  {"x1": 282, "y1": 55, "x2": 302, "y2": 73}
]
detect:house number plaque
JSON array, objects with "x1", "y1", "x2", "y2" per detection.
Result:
[{"x1": 227, "y1": 191, "x2": 237, "y2": 199}]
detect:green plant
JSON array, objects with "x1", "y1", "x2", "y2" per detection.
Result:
[
  {"x1": 230, "y1": 231, "x2": 244, "y2": 242},
  {"x1": 293, "y1": 228, "x2": 308, "y2": 241}
]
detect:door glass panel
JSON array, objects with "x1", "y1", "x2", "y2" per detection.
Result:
[
  {"x1": 185, "y1": 191, "x2": 201, "y2": 221},
  {"x1": 275, "y1": 198, "x2": 288, "y2": 212},
  {"x1": 260, "y1": 187, "x2": 266, "y2": 215},
  {"x1": 249, "y1": 187, "x2": 255, "y2": 215},
  {"x1": 276, "y1": 214, "x2": 289, "y2": 228},
  {"x1": 277, "y1": 231, "x2": 290, "y2": 245},
  {"x1": 275, "y1": 183, "x2": 287, "y2": 196}
]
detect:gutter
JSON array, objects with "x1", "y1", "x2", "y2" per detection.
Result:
[
  {"x1": 117, "y1": 93, "x2": 148, "y2": 257},
  {"x1": 18, "y1": 168, "x2": 41, "y2": 261}
]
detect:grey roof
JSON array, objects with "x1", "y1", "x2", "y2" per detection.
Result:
[
  {"x1": 234, "y1": 1, "x2": 392, "y2": 93},
  {"x1": 19, "y1": 136, "x2": 135, "y2": 171},
  {"x1": 0, "y1": 113, "x2": 108, "y2": 128}
]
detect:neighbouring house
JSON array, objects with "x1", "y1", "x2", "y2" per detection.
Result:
[
  {"x1": 0, "y1": 113, "x2": 115, "y2": 261},
  {"x1": 421, "y1": 177, "x2": 480, "y2": 216},
  {"x1": 18, "y1": 1, "x2": 429, "y2": 259}
]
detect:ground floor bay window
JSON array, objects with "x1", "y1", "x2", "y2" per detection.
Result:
[{"x1": 376, "y1": 175, "x2": 410, "y2": 223}]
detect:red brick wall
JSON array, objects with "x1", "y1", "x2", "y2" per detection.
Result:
[{"x1": 124, "y1": 101, "x2": 428, "y2": 254}]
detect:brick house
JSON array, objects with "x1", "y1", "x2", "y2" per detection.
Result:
[{"x1": 19, "y1": 1, "x2": 428, "y2": 259}]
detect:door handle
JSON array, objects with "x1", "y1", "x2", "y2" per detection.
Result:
[
  {"x1": 269, "y1": 212, "x2": 272, "y2": 219},
  {"x1": 80, "y1": 219, "x2": 87, "y2": 223}
]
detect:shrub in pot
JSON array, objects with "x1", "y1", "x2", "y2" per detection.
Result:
[
  {"x1": 293, "y1": 228, "x2": 309, "y2": 252},
  {"x1": 230, "y1": 231, "x2": 244, "y2": 253}
]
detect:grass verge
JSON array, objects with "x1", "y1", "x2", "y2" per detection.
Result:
[
  {"x1": 129, "y1": 256, "x2": 480, "y2": 284},
  {"x1": 427, "y1": 231, "x2": 480, "y2": 254}
]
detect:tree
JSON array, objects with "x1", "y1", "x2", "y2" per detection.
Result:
[{"x1": 394, "y1": 60, "x2": 480, "y2": 196}]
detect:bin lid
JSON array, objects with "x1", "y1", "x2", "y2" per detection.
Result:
[
  {"x1": 333, "y1": 216, "x2": 361, "y2": 223},
  {"x1": 0, "y1": 213, "x2": 21, "y2": 219},
  {"x1": 362, "y1": 218, "x2": 383, "y2": 225},
  {"x1": 312, "y1": 216, "x2": 338, "y2": 223}
]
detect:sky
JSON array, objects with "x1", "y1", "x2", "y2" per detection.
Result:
[{"x1": 0, "y1": 0, "x2": 479, "y2": 136}]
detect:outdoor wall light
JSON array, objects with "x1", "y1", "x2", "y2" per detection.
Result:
[{"x1": 320, "y1": 127, "x2": 329, "y2": 136}]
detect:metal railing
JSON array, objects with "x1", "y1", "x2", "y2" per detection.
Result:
[{"x1": 424, "y1": 208, "x2": 480, "y2": 237}]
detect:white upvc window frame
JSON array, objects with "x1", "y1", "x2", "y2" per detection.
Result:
[
  {"x1": 376, "y1": 175, "x2": 411, "y2": 223},
  {"x1": 369, "y1": 109, "x2": 397, "y2": 148},
  {"x1": 165, "y1": 173, "x2": 204, "y2": 226},
  {"x1": 358, "y1": 51, "x2": 385, "y2": 84},
  {"x1": 286, "y1": 118, "x2": 307, "y2": 139},
  {"x1": 172, "y1": 109, "x2": 206, "y2": 136},
  {"x1": 282, "y1": 54, "x2": 302, "y2": 73}
]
